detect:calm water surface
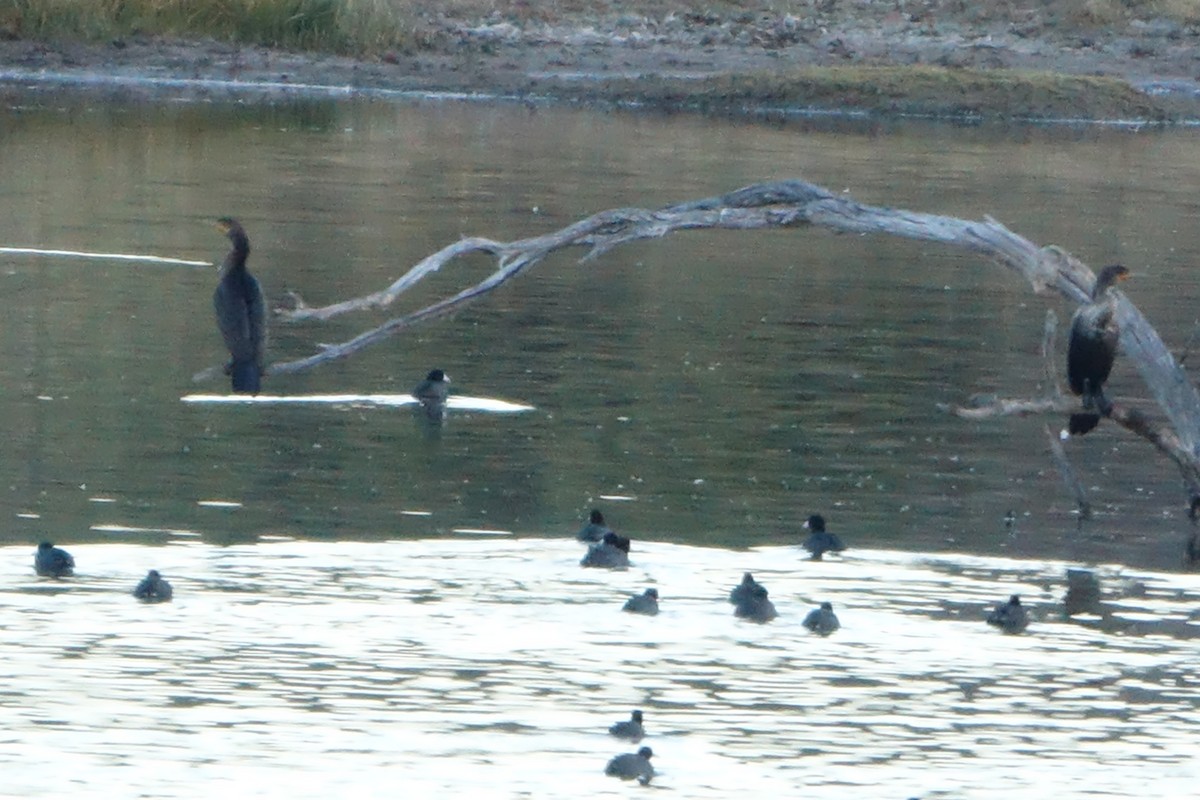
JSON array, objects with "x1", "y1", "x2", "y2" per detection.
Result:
[{"x1": 3, "y1": 85, "x2": 1200, "y2": 795}]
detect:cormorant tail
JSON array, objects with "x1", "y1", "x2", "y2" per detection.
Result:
[
  {"x1": 230, "y1": 360, "x2": 261, "y2": 395},
  {"x1": 1068, "y1": 412, "x2": 1101, "y2": 436}
]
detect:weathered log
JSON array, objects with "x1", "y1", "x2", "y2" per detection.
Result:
[{"x1": 194, "y1": 179, "x2": 1200, "y2": 497}]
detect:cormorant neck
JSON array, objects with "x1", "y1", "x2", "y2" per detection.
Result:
[{"x1": 229, "y1": 233, "x2": 250, "y2": 266}]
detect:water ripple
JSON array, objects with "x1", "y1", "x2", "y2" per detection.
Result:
[{"x1": 2, "y1": 540, "x2": 1198, "y2": 797}]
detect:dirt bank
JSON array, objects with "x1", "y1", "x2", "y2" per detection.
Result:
[{"x1": 1, "y1": 6, "x2": 1199, "y2": 120}]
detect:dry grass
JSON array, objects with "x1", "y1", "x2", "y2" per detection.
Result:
[
  {"x1": 582, "y1": 64, "x2": 1173, "y2": 121},
  {"x1": 5, "y1": 0, "x2": 1196, "y2": 55}
]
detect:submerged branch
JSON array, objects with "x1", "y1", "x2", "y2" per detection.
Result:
[{"x1": 206, "y1": 178, "x2": 1200, "y2": 495}]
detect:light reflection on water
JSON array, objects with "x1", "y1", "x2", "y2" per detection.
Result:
[{"x1": 3, "y1": 540, "x2": 1198, "y2": 797}]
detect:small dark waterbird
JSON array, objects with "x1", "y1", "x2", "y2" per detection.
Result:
[
  {"x1": 986, "y1": 594, "x2": 1029, "y2": 634},
  {"x1": 34, "y1": 541, "x2": 74, "y2": 578},
  {"x1": 608, "y1": 710, "x2": 645, "y2": 742},
  {"x1": 132, "y1": 569, "x2": 174, "y2": 602},
  {"x1": 213, "y1": 217, "x2": 267, "y2": 395},
  {"x1": 733, "y1": 581, "x2": 778, "y2": 623},
  {"x1": 575, "y1": 508, "x2": 612, "y2": 543},
  {"x1": 802, "y1": 601, "x2": 841, "y2": 635},
  {"x1": 605, "y1": 746, "x2": 654, "y2": 785},
  {"x1": 1067, "y1": 264, "x2": 1131, "y2": 436},
  {"x1": 412, "y1": 368, "x2": 450, "y2": 419},
  {"x1": 622, "y1": 588, "x2": 659, "y2": 616},
  {"x1": 580, "y1": 531, "x2": 630, "y2": 569},
  {"x1": 801, "y1": 513, "x2": 846, "y2": 560}
]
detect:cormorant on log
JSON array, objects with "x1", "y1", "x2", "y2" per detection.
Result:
[
  {"x1": 213, "y1": 217, "x2": 267, "y2": 395},
  {"x1": 1067, "y1": 264, "x2": 1131, "y2": 436}
]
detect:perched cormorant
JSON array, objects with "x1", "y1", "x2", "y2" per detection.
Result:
[
  {"x1": 133, "y1": 569, "x2": 173, "y2": 603},
  {"x1": 576, "y1": 509, "x2": 612, "y2": 543},
  {"x1": 412, "y1": 368, "x2": 450, "y2": 419},
  {"x1": 1067, "y1": 264, "x2": 1131, "y2": 435},
  {"x1": 986, "y1": 594, "x2": 1029, "y2": 634},
  {"x1": 803, "y1": 601, "x2": 841, "y2": 635},
  {"x1": 605, "y1": 746, "x2": 654, "y2": 785},
  {"x1": 802, "y1": 514, "x2": 847, "y2": 560},
  {"x1": 608, "y1": 710, "x2": 645, "y2": 742},
  {"x1": 34, "y1": 541, "x2": 74, "y2": 578},
  {"x1": 623, "y1": 588, "x2": 659, "y2": 616},
  {"x1": 213, "y1": 217, "x2": 267, "y2": 395}
]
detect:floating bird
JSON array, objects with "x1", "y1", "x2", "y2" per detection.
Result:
[
  {"x1": 576, "y1": 508, "x2": 612, "y2": 543},
  {"x1": 412, "y1": 368, "x2": 450, "y2": 419},
  {"x1": 729, "y1": 572, "x2": 762, "y2": 605},
  {"x1": 986, "y1": 594, "x2": 1029, "y2": 634},
  {"x1": 132, "y1": 569, "x2": 173, "y2": 603},
  {"x1": 623, "y1": 588, "x2": 659, "y2": 616},
  {"x1": 733, "y1": 583, "x2": 777, "y2": 623},
  {"x1": 801, "y1": 514, "x2": 846, "y2": 560},
  {"x1": 608, "y1": 710, "x2": 645, "y2": 742},
  {"x1": 803, "y1": 601, "x2": 841, "y2": 635},
  {"x1": 580, "y1": 531, "x2": 630, "y2": 569},
  {"x1": 605, "y1": 746, "x2": 654, "y2": 785},
  {"x1": 34, "y1": 541, "x2": 74, "y2": 578},
  {"x1": 1067, "y1": 264, "x2": 1131, "y2": 435},
  {"x1": 213, "y1": 217, "x2": 267, "y2": 394}
]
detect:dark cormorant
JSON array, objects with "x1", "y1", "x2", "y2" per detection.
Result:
[
  {"x1": 34, "y1": 541, "x2": 74, "y2": 578},
  {"x1": 412, "y1": 368, "x2": 450, "y2": 419},
  {"x1": 213, "y1": 217, "x2": 266, "y2": 395},
  {"x1": 1067, "y1": 264, "x2": 1131, "y2": 435},
  {"x1": 986, "y1": 594, "x2": 1029, "y2": 634},
  {"x1": 801, "y1": 514, "x2": 847, "y2": 560},
  {"x1": 133, "y1": 569, "x2": 174, "y2": 602},
  {"x1": 608, "y1": 710, "x2": 645, "y2": 742},
  {"x1": 605, "y1": 746, "x2": 654, "y2": 785}
]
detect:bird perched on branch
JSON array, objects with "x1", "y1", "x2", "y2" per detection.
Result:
[
  {"x1": 213, "y1": 217, "x2": 267, "y2": 395},
  {"x1": 1067, "y1": 264, "x2": 1131, "y2": 436}
]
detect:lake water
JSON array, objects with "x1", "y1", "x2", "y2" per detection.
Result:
[{"x1": 3, "y1": 83, "x2": 1200, "y2": 796}]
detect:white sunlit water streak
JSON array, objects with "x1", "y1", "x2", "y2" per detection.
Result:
[{"x1": 2, "y1": 540, "x2": 1199, "y2": 798}]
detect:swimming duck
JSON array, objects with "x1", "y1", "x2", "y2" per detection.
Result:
[
  {"x1": 733, "y1": 583, "x2": 778, "y2": 623},
  {"x1": 580, "y1": 531, "x2": 630, "y2": 569},
  {"x1": 608, "y1": 710, "x2": 645, "y2": 742},
  {"x1": 986, "y1": 594, "x2": 1029, "y2": 634},
  {"x1": 801, "y1": 514, "x2": 846, "y2": 560},
  {"x1": 605, "y1": 746, "x2": 654, "y2": 785},
  {"x1": 622, "y1": 588, "x2": 659, "y2": 616},
  {"x1": 132, "y1": 569, "x2": 174, "y2": 603},
  {"x1": 34, "y1": 541, "x2": 75, "y2": 578},
  {"x1": 802, "y1": 601, "x2": 840, "y2": 635},
  {"x1": 576, "y1": 508, "x2": 612, "y2": 543}
]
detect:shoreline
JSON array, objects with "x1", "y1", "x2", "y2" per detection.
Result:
[{"x1": 2, "y1": 11, "x2": 1199, "y2": 122}]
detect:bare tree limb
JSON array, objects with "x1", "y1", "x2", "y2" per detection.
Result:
[{"x1": 193, "y1": 178, "x2": 1200, "y2": 496}]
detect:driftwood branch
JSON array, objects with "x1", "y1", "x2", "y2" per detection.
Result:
[{"x1": 204, "y1": 178, "x2": 1200, "y2": 496}]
